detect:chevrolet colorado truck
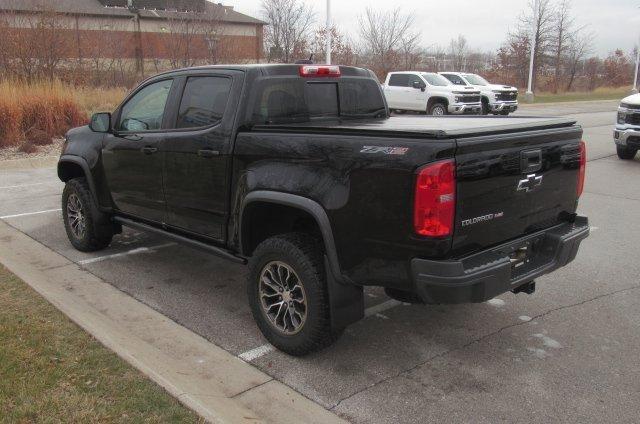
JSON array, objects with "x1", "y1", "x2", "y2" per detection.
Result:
[
  {"x1": 614, "y1": 93, "x2": 640, "y2": 159},
  {"x1": 58, "y1": 64, "x2": 589, "y2": 355},
  {"x1": 383, "y1": 71, "x2": 482, "y2": 115},
  {"x1": 439, "y1": 72, "x2": 519, "y2": 116}
]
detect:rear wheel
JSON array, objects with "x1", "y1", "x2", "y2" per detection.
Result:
[
  {"x1": 617, "y1": 145, "x2": 637, "y2": 160},
  {"x1": 62, "y1": 178, "x2": 113, "y2": 252},
  {"x1": 247, "y1": 233, "x2": 340, "y2": 356},
  {"x1": 429, "y1": 103, "x2": 447, "y2": 116}
]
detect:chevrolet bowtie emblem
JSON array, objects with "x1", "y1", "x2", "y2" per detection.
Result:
[{"x1": 517, "y1": 174, "x2": 543, "y2": 192}]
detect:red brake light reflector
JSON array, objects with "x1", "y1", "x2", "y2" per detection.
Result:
[
  {"x1": 577, "y1": 140, "x2": 586, "y2": 197},
  {"x1": 414, "y1": 160, "x2": 456, "y2": 237},
  {"x1": 299, "y1": 65, "x2": 341, "y2": 77}
]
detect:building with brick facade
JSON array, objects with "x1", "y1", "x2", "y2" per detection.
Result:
[{"x1": 0, "y1": 0, "x2": 265, "y2": 64}]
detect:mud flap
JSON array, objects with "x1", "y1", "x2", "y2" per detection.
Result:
[{"x1": 324, "y1": 256, "x2": 364, "y2": 331}]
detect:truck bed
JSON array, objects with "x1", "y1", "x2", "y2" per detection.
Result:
[{"x1": 252, "y1": 116, "x2": 578, "y2": 139}]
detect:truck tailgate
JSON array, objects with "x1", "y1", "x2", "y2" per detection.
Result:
[{"x1": 452, "y1": 126, "x2": 583, "y2": 257}]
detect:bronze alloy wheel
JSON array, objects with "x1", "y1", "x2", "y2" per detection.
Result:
[
  {"x1": 258, "y1": 261, "x2": 307, "y2": 335},
  {"x1": 66, "y1": 193, "x2": 86, "y2": 240}
]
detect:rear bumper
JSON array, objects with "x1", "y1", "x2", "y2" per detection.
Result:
[
  {"x1": 411, "y1": 216, "x2": 590, "y2": 304},
  {"x1": 449, "y1": 103, "x2": 482, "y2": 115}
]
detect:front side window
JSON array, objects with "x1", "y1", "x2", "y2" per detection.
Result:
[
  {"x1": 118, "y1": 79, "x2": 173, "y2": 132},
  {"x1": 421, "y1": 73, "x2": 452, "y2": 87},
  {"x1": 176, "y1": 76, "x2": 232, "y2": 129}
]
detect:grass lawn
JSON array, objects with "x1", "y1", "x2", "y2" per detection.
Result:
[
  {"x1": 0, "y1": 265, "x2": 202, "y2": 423},
  {"x1": 532, "y1": 87, "x2": 630, "y2": 104}
]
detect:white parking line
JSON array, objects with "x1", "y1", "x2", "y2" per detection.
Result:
[
  {"x1": 238, "y1": 344, "x2": 274, "y2": 362},
  {"x1": 364, "y1": 299, "x2": 402, "y2": 317},
  {"x1": 237, "y1": 300, "x2": 404, "y2": 361},
  {"x1": 78, "y1": 242, "x2": 176, "y2": 265},
  {"x1": 0, "y1": 209, "x2": 62, "y2": 219},
  {"x1": 0, "y1": 182, "x2": 53, "y2": 190}
]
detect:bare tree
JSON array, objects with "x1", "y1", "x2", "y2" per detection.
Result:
[
  {"x1": 551, "y1": 0, "x2": 574, "y2": 92},
  {"x1": 449, "y1": 34, "x2": 468, "y2": 71},
  {"x1": 564, "y1": 30, "x2": 593, "y2": 91},
  {"x1": 358, "y1": 7, "x2": 416, "y2": 77},
  {"x1": 400, "y1": 31, "x2": 422, "y2": 70},
  {"x1": 312, "y1": 26, "x2": 356, "y2": 65},
  {"x1": 261, "y1": 0, "x2": 314, "y2": 63}
]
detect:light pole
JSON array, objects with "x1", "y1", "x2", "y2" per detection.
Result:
[
  {"x1": 525, "y1": 0, "x2": 539, "y2": 102},
  {"x1": 325, "y1": 0, "x2": 332, "y2": 64},
  {"x1": 633, "y1": 42, "x2": 639, "y2": 93}
]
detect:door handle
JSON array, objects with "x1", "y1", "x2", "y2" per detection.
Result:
[
  {"x1": 197, "y1": 149, "x2": 220, "y2": 158},
  {"x1": 141, "y1": 146, "x2": 158, "y2": 155}
]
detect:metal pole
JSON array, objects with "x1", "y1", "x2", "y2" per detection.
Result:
[
  {"x1": 326, "y1": 0, "x2": 331, "y2": 65},
  {"x1": 633, "y1": 42, "x2": 639, "y2": 93},
  {"x1": 525, "y1": 0, "x2": 539, "y2": 101}
]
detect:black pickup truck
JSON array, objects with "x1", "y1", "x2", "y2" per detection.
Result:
[{"x1": 58, "y1": 64, "x2": 589, "y2": 355}]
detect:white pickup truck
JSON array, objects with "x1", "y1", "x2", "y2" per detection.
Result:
[
  {"x1": 439, "y1": 72, "x2": 518, "y2": 116},
  {"x1": 383, "y1": 71, "x2": 482, "y2": 116},
  {"x1": 614, "y1": 93, "x2": 640, "y2": 160}
]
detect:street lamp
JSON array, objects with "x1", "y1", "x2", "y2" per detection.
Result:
[
  {"x1": 634, "y1": 6, "x2": 640, "y2": 94},
  {"x1": 325, "y1": 0, "x2": 332, "y2": 65},
  {"x1": 525, "y1": 0, "x2": 539, "y2": 102}
]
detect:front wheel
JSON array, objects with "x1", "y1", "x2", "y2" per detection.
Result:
[
  {"x1": 62, "y1": 178, "x2": 113, "y2": 252},
  {"x1": 247, "y1": 233, "x2": 340, "y2": 356},
  {"x1": 429, "y1": 103, "x2": 448, "y2": 116},
  {"x1": 617, "y1": 145, "x2": 638, "y2": 160}
]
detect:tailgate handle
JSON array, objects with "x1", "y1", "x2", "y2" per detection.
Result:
[{"x1": 520, "y1": 149, "x2": 542, "y2": 173}]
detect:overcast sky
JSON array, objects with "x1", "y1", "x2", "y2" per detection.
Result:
[{"x1": 226, "y1": 0, "x2": 640, "y2": 57}]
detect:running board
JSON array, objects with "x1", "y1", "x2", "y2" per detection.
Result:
[{"x1": 113, "y1": 217, "x2": 247, "y2": 265}]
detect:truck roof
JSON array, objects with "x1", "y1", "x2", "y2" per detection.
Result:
[
  {"x1": 253, "y1": 116, "x2": 578, "y2": 139},
  {"x1": 147, "y1": 64, "x2": 375, "y2": 79}
]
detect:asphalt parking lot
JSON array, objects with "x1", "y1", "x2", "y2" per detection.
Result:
[{"x1": 2, "y1": 100, "x2": 639, "y2": 423}]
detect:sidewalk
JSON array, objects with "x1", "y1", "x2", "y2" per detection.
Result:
[{"x1": 0, "y1": 220, "x2": 347, "y2": 424}]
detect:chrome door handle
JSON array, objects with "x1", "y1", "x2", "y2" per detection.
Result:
[{"x1": 141, "y1": 146, "x2": 158, "y2": 155}]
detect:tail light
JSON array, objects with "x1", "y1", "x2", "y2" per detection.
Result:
[
  {"x1": 299, "y1": 65, "x2": 341, "y2": 77},
  {"x1": 414, "y1": 160, "x2": 456, "y2": 237},
  {"x1": 577, "y1": 141, "x2": 586, "y2": 197}
]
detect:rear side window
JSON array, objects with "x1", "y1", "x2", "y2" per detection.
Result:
[
  {"x1": 176, "y1": 76, "x2": 232, "y2": 129},
  {"x1": 388, "y1": 74, "x2": 409, "y2": 87},
  {"x1": 444, "y1": 74, "x2": 467, "y2": 86}
]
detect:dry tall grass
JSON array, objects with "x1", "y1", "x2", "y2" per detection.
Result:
[{"x1": 0, "y1": 80, "x2": 127, "y2": 148}]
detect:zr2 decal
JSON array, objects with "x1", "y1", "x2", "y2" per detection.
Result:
[{"x1": 360, "y1": 146, "x2": 409, "y2": 155}]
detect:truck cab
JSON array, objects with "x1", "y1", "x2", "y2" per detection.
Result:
[
  {"x1": 383, "y1": 71, "x2": 482, "y2": 116},
  {"x1": 439, "y1": 72, "x2": 518, "y2": 116}
]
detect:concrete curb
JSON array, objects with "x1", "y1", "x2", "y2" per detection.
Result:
[
  {"x1": 0, "y1": 221, "x2": 347, "y2": 424},
  {"x1": 0, "y1": 156, "x2": 58, "y2": 171},
  {"x1": 519, "y1": 99, "x2": 620, "y2": 108}
]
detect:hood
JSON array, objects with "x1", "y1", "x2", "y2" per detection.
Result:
[
  {"x1": 621, "y1": 93, "x2": 640, "y2": 106},
  {"x1": 443, "y1": 85, "x2": 481, "y2": 95},
  {"x1": 484, "y1": 84, "x2": 518, "y2": 92}
]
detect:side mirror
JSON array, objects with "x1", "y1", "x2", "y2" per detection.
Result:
[
  {"x1": 412, "y1": 81, "x2": 426, "y2": 91},
  {"x1": 89, "y1": 112, "x2": 111, "y2": 133}
]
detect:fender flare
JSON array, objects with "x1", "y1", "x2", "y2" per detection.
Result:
[
  {"x1": 57, "y1": 155, "x2": 101, "y2": 208},
  {"x1": 240, "y1": 190, "x2": 364, "y2": 330}
]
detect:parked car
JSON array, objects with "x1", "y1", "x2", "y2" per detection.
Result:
[
  {"x1": 439, "y1": 72, "x2": 518, "y2": 115},
  {"x1": 383, "y1": 71, "x2": 482, "y2": 115},
  {"x1": 58, "y1": 64, "x2": 589, "y2": 355},
  {"x1": 614, "y1": 93, "x2": 640, "y2": 159}
]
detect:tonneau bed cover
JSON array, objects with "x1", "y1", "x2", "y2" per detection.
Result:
[{"x1": 252, "y1": 116, "x2": 578, "y2": 139}]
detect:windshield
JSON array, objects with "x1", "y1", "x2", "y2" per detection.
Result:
[
  {"x1": 463, "y1": 74, "x2": 490, "y2": 86},
  {"x1": 421, "y1": 73, "x2": 451, "y2": 87}
]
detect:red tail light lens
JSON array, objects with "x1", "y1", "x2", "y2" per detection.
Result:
[
  {"x1": 414, "y1": 160, "x2": 456, "y2": 237},
  {"x1": 299, "y1": 65, "x2": 341, "y2": 77},
  {"x1": 577, "y1": 141, "x2": 586, "y2": 197}
]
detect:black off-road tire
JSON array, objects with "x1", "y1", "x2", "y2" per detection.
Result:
[
  {"x1": 429, "y1": 103, "x2": 448, "y2": 116},
  {"x1": 617, "y1": 145, "x2": 637, "y2": 160},
  {"x1": 247, "y1": 233, "x2": 340, "y2": 356},
  {"x1": 62, "y1": 177, "x2": 113, "y2": 252},
  {"x1": 481, "y1": 98, "x2": 490, "y2": 115}
]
